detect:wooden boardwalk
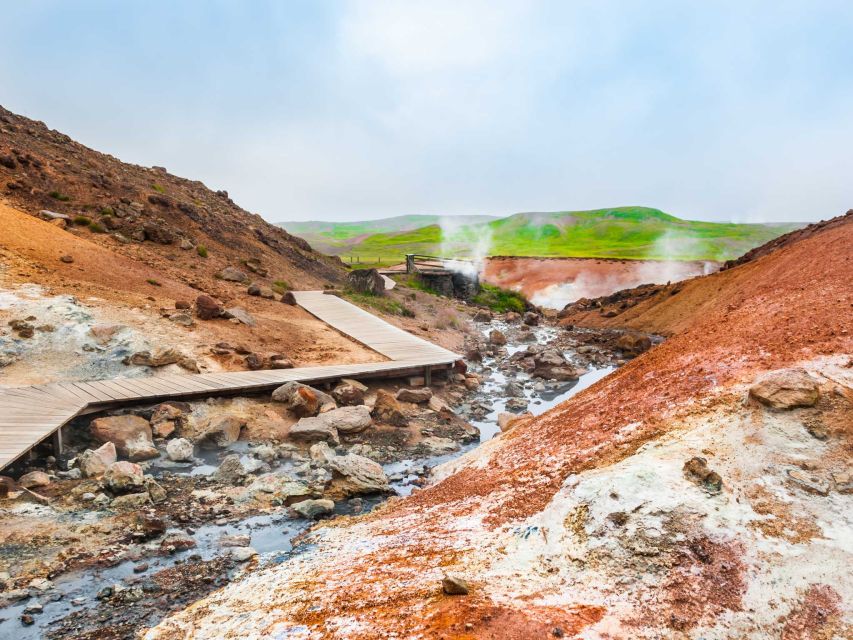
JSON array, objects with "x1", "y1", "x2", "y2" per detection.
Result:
[{"x1": 0, "y1": 291, "x2": 460, "y2": 472}]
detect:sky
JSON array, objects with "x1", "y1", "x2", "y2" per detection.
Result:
[{"x1": 2, "y1": 1, "x2": 852, "y2": 224}]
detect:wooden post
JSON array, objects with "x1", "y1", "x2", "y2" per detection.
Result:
[
  {"x1": 52, "y1": 427, "x2": 63, "y2": 458},
  {"x1": 424, "y1": 365, "x2": 432, "y2": 386}
]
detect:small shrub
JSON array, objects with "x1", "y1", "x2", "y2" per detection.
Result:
[
  {"x1": 472, "y1": 284, "x2": 527, "y2": 314},
  {"x1": 272, "y1": 279, "x2": 291, "y2": 294},
  {"x1": 88, "y1": 222, "x2": 106, "y2": 233},
  {"x1": 99, "y1": 206, "x2": 114, "y2": 216},
  {"x1": 196, "y1": 245, "x2": 208, "y2": 258},
  {"x1": 435, "y1": 308, "x2": 461, "y2": 329},
  {"x1": 146, "y1": 278, "x2": 161, "y2": 286},
  {"x1": 152, "y1": 183, "x2": 165, "y2": 193},
  {"x1": 73, "y1": 215, "x2": 92, "y2": 226},
  {"x1": 49, "y1": 191, "x2": 71, "y2": 201}
]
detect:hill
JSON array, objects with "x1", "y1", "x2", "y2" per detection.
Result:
[
  {"x1": 277, "y1": 214, "x2": 498, "y2": 254},
  {"x1": 283, "y1": 206, "x2": 802, "y2": 262}
]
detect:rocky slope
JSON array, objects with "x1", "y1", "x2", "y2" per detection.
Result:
[{"x1": 148, "y1": 210, "x2": 852, "y2": 638}]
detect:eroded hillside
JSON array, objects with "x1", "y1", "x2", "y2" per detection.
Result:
[{"x1": 149, "y1": 211, "x2": 852, "y2": 638}]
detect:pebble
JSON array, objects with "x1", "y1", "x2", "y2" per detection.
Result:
[{"x1": 133, "y1": 562, "x2": 149, "y2": 574}]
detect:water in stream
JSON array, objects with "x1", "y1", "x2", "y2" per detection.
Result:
[{"x1": 0, "y1": 321, "x2": 614, "y2": 637}]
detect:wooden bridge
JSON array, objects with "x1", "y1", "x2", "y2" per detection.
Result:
[{"x1": 0, "y1": 291, "x2": 460, "y2": 472}]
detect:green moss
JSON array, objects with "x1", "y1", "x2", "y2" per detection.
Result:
[
  {"x1": 472, "y1": 284, "x2": 527, "y2": 314},
  {"x1": 73, "y1": 215, "x2": 92, "y2": 226},
  {"x1": 272, "y1": 280, "x2": 291, "y2": 294},
  {"x1": 152, "y1": 183, "x2": 165, "y2": 193},
  {"x1": 343, "y1": 291, "x2": 415, "y2": 317},
  {"x1": 49, "y1": 191, "x2": 71, "y2": 201},
  {"x1": 196, "y1": 245, "x2": 208, "y2": 258},
  {"x1": 99, "y1": 207, "x2": 114, "y2": 216},
  {"x1": 88, "y1": 222, "x2": 106, "y2": 233}
]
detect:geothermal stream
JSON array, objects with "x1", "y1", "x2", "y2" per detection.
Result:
[{"x1": 0, "y1": 321, "x2": 615, "y2": 638}]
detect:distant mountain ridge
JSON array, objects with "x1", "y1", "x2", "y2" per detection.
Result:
[{"x1": 278, "y1": 206, "x2": 802, "y2": 262}]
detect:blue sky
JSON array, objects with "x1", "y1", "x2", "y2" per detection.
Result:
[{"x1": 2, "y1": 1, "x2": 852, "y2": 223}]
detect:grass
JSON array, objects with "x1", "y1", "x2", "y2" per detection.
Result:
[
  {"x1": 281, "y1": 206, "x2": 803, "y2": 262},
  {"x1": 146, "y1": 278, "x2": 161, "y2": 286},
  {"x1": 435, "y1": 308, "x2": 461, "y2": 329},
  {"x1": 99, "y1": 206, "x2": 114, "y2": 216},
  {"x1": 152, "y1": 183, "x2": 166, "y2": 193},
  {"x1": 73, "y1": 215, "x2": 92, "y2": 225},
  {"x1": 393, "y1": 274, "x2": 439, "y2": 295},
  {"x1": 49, "y1": 191, "x2": 71, "y2": 201},
  {"x1": 272, "y1": 280, "x2": 291, "y2": 294},
  {"x1": 343, "y1": 291, "x2": 415, "y2": 317},
  {"x1": 196, "y1": 245, "x2": 208, "y2": 258},
  {"x1": 472, "y1": 283, "x2": 528, "y2": 314},
  {"x1": 88, "y1": 222, "x2": 106, "y2": 233}
]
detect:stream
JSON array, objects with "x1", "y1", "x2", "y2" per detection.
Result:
[{"x1": 0, "y1": 320, "x2": 615, "y2": 637}]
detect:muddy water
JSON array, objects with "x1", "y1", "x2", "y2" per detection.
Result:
[{"x1": 0, "y1": 321, "x2": 614, "y2": 637}]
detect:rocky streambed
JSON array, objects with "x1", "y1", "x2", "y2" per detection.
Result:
[{"x1": 0, "y1": 311, "x2": 647, "y2": 638}]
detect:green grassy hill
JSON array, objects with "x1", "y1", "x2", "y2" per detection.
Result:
[{"x1": 280, "y1": 207, "x2": 802, "y2": 262}]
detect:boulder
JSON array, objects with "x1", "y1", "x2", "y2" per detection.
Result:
[
  {"x1": 615, "y1": 332, "x2": 652, "y2": 356},
  {"x1": 247, "y1": 284, "x2": 275, "y2": 299},
  {"x1": 442, "y1": 575, "x2": 470, "y2": 595},
  {"x1": 230, "y1": 546, "x2": 258, "y2": 562},
  {"x1": 214, "y1": 454, "x2": 247, "y2": 485},
  {"x1": 328, "y1": 453, "x2": 390, "y2": 496},
  {"x1": 128, "y1": 348, "x2": 182, "y2": 367},
  {"x1": 347, "y1": 269, "x2": 385, "y2": 296},
  {"x1": 150, "y1": 403, "x2": 184, "y2": 438},
  {"x1": 396, "y1": 388, "x2": 433, "y2": 404},
  {"x1": 523, "y1": 311, "x2": 540, "y2": 326},
  {"x1": 142, "y1": 221, "x2": 174, "y2": 245},
  {"x1": 505, "y1": 311, "x2": 521, "y2": 323},
  {"x1": 90, "y1": 415, "x2": 158, "y2": 461},
  {"x1": 197, "y1": 415, "x2": 244, "y2": 449},
  {"x1": 195, "y1": 295, "x2": 223, "y2": 320},
  {"x1": 473, "y1": 309, "x2": 492, "y2": 322},
  {"x1": 111, "y1": 492, "x2": 151, "y2": 510},
  {"x1": 104, "y1": 461, "x2": 145, "y2": 493},
  {"x1": 281, "y1": 291, "x2": 297, "y2": 305},
  {"x1": 419, "y1": 436, "x2": 460, "y2": 455},
  {"x1": 39, "y1": 209, "x2": 71, "y2": 221},
  {"x1": 749, "y1": 369, "x2": 820, "y2": 409},
  {"x1": 292, "y1": 498, "x2": 335, "y2": 519},
  {"x1": 289, "y1": 417, "x2": 339, "y2": 445},
  {"x1": 488, "y1": 329, "x2": 507, "y2": 346},
  {"x1": 222, "y1": 307, "x2": 256, "y2": 327},
  {"x1": 371, "y1": 389, "x2": 407, "y2": 427},
  {"x1": 217, "y1": 267, "x2": 248, "y2": 283},
  {"x1": 166, "y1": 438, "x2": 194, "y2": 462},
  {"x1": 332, "y1": 378, "x2": 367, "y2": 406},
  {"x1": 320, "y1": 405, "x2": 373, "y2": 434},
  {"x1": 309, "y1": 441, "x2": 337, "y2": 464},
  {"x1": 532, "y1": 349, "x2": 582, "y2": 381},
  {"x1": 78, "y1": 442, "x2": 117, "y2": 478},
  {"x1": 272, "y1": 382, "x2": 335, "y2": 417},
  {"x1": 18, "y1": 471, "x2": 51, "y2": 489}
]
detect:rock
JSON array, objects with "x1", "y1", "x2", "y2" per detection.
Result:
[
  {"x1": 128, "y1": 348, "x2": 182, "y2": 367},
  {"x1": 195, "y1": 295, "x2": 223, "y2": 320},
  {"x1": 320, "y1": 405, "x2": 373, "y2": 434},
  {"x1": 505, "y1": 311, "x2": 521, "y2": 323},
  {"x1": 244, "y1": 353, "x2": 265, "y2": 370},
  {"x1": 222, "y1": 307, "x2": 256, "y2": 326},
  {"x1": 89, "y1": 323, "x2": 123, "y2": 344},
  {"x1": 615, "y1": 332, "x2": 652, "y2": 356},
  {"x1": 168, "y1": 312, "x2": 194, "y2": 327},
  {"x1": 272, "y1": 382, "x2": 335, "y2": 417},
  {"x1": 371, "y1": 389, "x2": 407, "y2": 427},
  {"x1": 59, "y1": 254, "x2": 74, "y2": 264},
  {"x1": 111, "y1": 492, "x2": 150, "y2": 510},
  {"x1": 332, "y1": 378, "x2": 367, "y2": 406},
  {"x1": 247, "y1": 284, "x2": 275, "y2": 298},
  {"x1": 78, "y1": 442, "x2": 117, "y2": 478},
  {"x1": 151, "y1": 403, "x2": 184, "y2": 438},
  {"x1": 488, "y1": 329, "x2": 507, "y2": 346},
  {"x1": 142, "y1": 221, "x2": 174, "y2": 244},
  {"x1": 683, "y1": 457, "x2": 722, "y2": 495},
  {"x1": 419, "y1": 436, "x2": 460, "y2": 455},
  {"x1": 219, "y1": 534, "x2": 251, "y2": 548},
  {"x1": 230, "y1": 546, "x2": 258, "y2": 562},
  {"x1": 145, "y1": 477, "x2": 167, "y2": 503},
  {"x1": 293, "y1": 498, "x2": 335, "y2": 519},
  {"x1": 396, "y1": 387, "x2": 433, "y2": 403},
  {"x1": 328, "y1": 453, "x2": 390, "y2": 496},
  {"x1": 175, "y1": 300, "x2": 191, "y2": 310},
  {"x1": 532, "y1": 349, "x2": 582, "y2": 381},
  {"x1": 41, "y1": 209, "x2": 72, "y2": 221},
  {"x1": 166, "y1": 438, "x2": 194, "y2": 462},
  {"x1": 523, "y1": 311, "x2": 540, "y2": 326},
  {"x1": 217, "y1": 267, "x2": 249, "y2": 283},
  {"x1": 787, "y1": 469, "x2": 830, "y2": 496},
  {"x1": 18, "y1": 470, "x2": 51, "y2": 488},
  {"x1": 442, "y1": 575, "x2": 470, "y2": 595},
  {"x1": 347, "y1": 268, "x2": 385, "y2": 295},
  {"x1": 270, "y1": 357, "x2": 294, "y2": 369},
  {"x1": 832, "y1": 472, "x2": 853, "y2": 494},
  {"x1": 289, "y1": 417, "x2": 340, "y2": 445},
  {"x1": 21, "y1": 614, "x2": 35, "y2": 626},
  {"x1": 309, "y1": 441, "x2": 337, "y2": 464},
  {"x1": 90, "y1": 415, "x2": 158, "y2": 461},
  {"x1": 749, "y1": 368, "x2": 820, "y2": 409},
  {"x1": 428, "y1": 395, "x2": 451, "y2": 412},
  {"x1": 104, "y1": 461, "x2": 145, "y2": 493},
  {"x1": 133, "y1": 562, "x2": 149, "y2": 573},
  {"x1": 473, "y1": 309, "x2": 492, "y2": 322},
  {"x1": 197, "y1": 415, "x2": 244, "y2": 449},
  {"x1": 281, "y1": 291, "x2": 297, "y2": 305},
  {"x1": 214, "y1": 454, "x2": 247, "y2": 485}
]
